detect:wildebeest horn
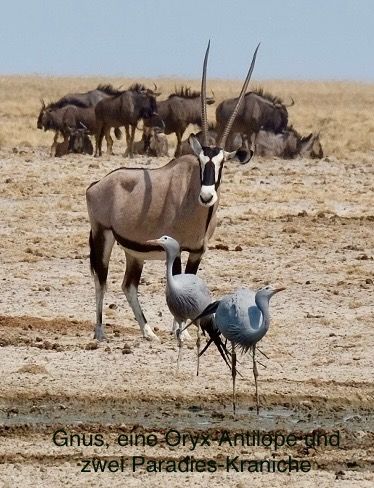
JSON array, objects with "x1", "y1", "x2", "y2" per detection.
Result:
[
  {"x1": 153, "y1": 83, "x2": 161, "y2": 96},
  {"x1": 201, "y1": 40, "x2": 210, "y2": 146},
  {"x1": 218, "y1": 43, "x2": 260, "y2": 149},
  {"x1": 79, "y1": 122, "x2": 88, "y2": 130},
  {"x1": 40, "y1": 98, "x2": 46, "y2": 109},
  {"x1": 285, "y1": 96, "x2": 295, "y2": 107}
]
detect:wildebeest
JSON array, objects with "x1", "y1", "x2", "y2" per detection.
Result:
[
  {"x1": 38, "y1": 103, "x2": 120, "y2": 156},
  {"x1": 132, "y1": 127, "x2": 169, "y2": 157},
  {"x1": 54, "y1": 125, "x2": 94, "y2": 157},
  {"x1": 37, "y1": 84, "x2": 122, "y2": 155},
  {"x1": 255, "y1": 126, "x2": 323, "y2": 159},
  {"x1": 86, "y1": 42, "x2": 258, "y2": 342},
  {"x1": 94, "y1": 83, "x2": 162, "y2": 158},
  {"x1": 216, "y1": 88, "x2": 292, "y2": 150},
  {"x1": 179, "y1": 124, "x2": 249, "y2": 161},
  {"x1": 153, "y1": 87, "x2": 215, "y2": 157}
]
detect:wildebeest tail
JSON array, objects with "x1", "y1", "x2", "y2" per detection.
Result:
[{"x1": 114, "y1": 128, "x2": 122, "y2": 140}]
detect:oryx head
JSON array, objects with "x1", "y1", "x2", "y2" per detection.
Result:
[{"x1": 190, "y1": 41, "x2": 259, "y2": 207}]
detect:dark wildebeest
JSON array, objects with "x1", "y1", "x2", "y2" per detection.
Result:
[
  {"x1": 132, "y1": 127, "x2": 169, "y2": 157},
  {"x1": 54, "y1": 125, "x2": 94, "y2": 157},
  {"x1": 94, "y1": 83, "x2": 162, "y2": 158},
  {"x1": 37, "y1": 84, "x2": 122, "y2": 155},
  {"x1": 39, "y1": 104, "x2": 120, "y2": 156},
  {"x1": 153, "y1": 87, "x2": 215, "y2": 157},
  {"x1": 216, "y1": 88, "x2": 293, "y2": 149},
  {"x1": 255, "y1": 126, "x2": 323, "y2": 159}
]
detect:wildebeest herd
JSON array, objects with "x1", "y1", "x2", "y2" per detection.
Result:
[{"x1": 37, "y1": 72, "x2": 323, "y2": 161}]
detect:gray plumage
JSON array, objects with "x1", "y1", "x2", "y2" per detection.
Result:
[
  {"x1": 146, "y1": 235, "x2": 212, "y2": 372},
  {"x1": 186, "y1": 285, "x2": 285, "y2": 413}
]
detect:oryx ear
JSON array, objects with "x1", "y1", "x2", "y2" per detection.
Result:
[
  {"x1": 224, "y1": 147, "x2": 254, "y2": 164},
  {"x1": 188, "y1": 134, "x2": 202, "y2": 156},
  {"x1": 236, "y1": 147, "x2": 254, "y2": 164}
]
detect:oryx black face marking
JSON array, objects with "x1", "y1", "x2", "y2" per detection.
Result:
[{"x1": 199, "y1": 146, "x2": 224, "y2": 185}]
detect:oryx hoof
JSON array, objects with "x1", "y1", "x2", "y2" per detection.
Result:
[
  {"x1": 143, "y1": 324, "x2": 159, "y2": 342},
  {"x1": 94, "y1": 325, "x2": 106, "y2": 342}
]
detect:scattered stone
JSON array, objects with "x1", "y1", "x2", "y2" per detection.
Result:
[
  {"x1": 234, "y1": 245, "x2": 243, "y2": 251},
  {"x1": 16, "y1": 363, "x2": 48, "y2": 374},
  {"x1": 85, "y1": 341, "x2": 98, "y2": 350},
  {"x1": 5, "y1": 177, "x2": 13, "y2": 183},
  {"x1": 108, "y1": 303, "x2": 117, "y2": 309},
  {"x1": 329, "y1": 333, "x2": 336, "y2": 337},
  {"x1": 305, "y1": 280, "x2": 311, "y2": 284},
  {"x1": 298, "y1": 210, "x2": 308, "y2": 217},
  {"x1": 122, "y1": 344, "x2": 133, "y2": 354},
  {"x1": 365, "y1": 278, "x2": 373, "y2": 284},
  {"x1": 215, "y1": 243, "x2": 229, "y2": 251},
  {"x1": 335, "y1": 470, "x2": 345, "y2": 480}
]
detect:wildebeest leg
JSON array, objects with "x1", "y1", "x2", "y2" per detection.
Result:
[
  {"x1": 124, "y1": 125, "x2": 131, "y2": 157},
  {"x1": 185, "y1": 251, "x2": 203, "y2": 275},
  {"x1": 128, "y1": 125, "x2": 136, "y2": 158},
  {"x1": 50, "y1": 132, "x2": 59, "y2": 157},
  {"x1": 95, "y1": 127, "x2": 105, "y2": 157},
  {"x1": 174, "y1": 131, "x2": 183, "y2": 157},
  {"x1": 105, "y1": 129, "x2": 114, "y2": 155},
  {"x1": 121, "y1": 253, "x2": 158, "y2": 341},
  {"x1": 89, "y1": 227, "x2": 115, "y2": 341}
]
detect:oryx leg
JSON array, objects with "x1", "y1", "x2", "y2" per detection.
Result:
[
  {"x1": 185, "y1": 251, "x2": 203, "y2": 275},
  {"x1": 89, "y1": 227, "x2": 115, "y2": 341},
  {"x1": 105, "y1": 128, "x2": 114, "y2": 155},
  {"x1": 122, "y1": 253, "x2": 158, "y2": 341}
]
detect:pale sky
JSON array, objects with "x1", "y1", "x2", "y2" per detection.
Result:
[{"x1": 0, "y1": 0, "x2": 373, "y2": 80}]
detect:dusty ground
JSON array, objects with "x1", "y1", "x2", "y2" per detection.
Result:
[{"x1": 0, "y1": 140, "x2": 373, "y2": 487}]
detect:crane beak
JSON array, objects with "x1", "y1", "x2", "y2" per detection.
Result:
[{"x1": 146, "y1": 239, "x2": 161, "y2": 246}]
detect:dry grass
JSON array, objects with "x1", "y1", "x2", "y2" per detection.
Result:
[{"x1": 0, "y1": 75, "x2": 374, "y2": 159}]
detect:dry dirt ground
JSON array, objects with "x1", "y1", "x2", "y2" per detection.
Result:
[{"x1": 0, "y1": 141, "x2": 373, "y2": 487}]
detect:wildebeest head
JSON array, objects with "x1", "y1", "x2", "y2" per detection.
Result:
[
  {"x1": 129, "y1": 83, "x2": 160, "y2": 121},
  {"x1": 37, "y1": 99, "x2": 47, "y2": 129},
  {"x1": 299, "y1": 133, "x2": 323, "y2": 159}
]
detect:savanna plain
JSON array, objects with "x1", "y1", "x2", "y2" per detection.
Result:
[{"x1": 0, "y1": 76, "x2": 373, "y2": 487}]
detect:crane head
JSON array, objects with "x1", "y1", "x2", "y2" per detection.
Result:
[
  {"x1": 256, "y1": 285, "x2": 286, "y2": 300},
  {"x1": 146, "y1": 235, "x2": 181, "y2": 255}
]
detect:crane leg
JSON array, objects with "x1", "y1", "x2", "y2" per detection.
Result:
[
  {"x1": 176, "y1": 321, "x2": 185, "y2": 371},
  {"x1": 252, "y1": 345, "x2": 260, "y2": 414},
  {"x1": 196, "y1": 320, "x2": 201, "y2": 376},
  {"x1": 231, "y1": 342, "x2": 237, "y2": 414}
]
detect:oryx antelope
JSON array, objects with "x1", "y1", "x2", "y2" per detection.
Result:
[
  {"x1": 94, "y1": 83, "x2": 162, "y2": 158},
  {"x1": 86, "y1": 42, "x2": 259, "y2": 341},
  {"x1": 216, "y1": 88, "x2": 292, "y2": 150},
  {"x1": 152, "y1": 86, "x2": 215, "y2": 157}
]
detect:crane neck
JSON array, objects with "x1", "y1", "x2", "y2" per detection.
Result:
[
  {"x1": 164, "y1": 248, "x2": 179, "y2": 286},
  {"x1": 255, "y1": 294, "x2": 271, "y2": 333}
]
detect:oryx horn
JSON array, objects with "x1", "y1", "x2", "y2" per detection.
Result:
[{"x1": 218, "y1": 43, "x2": 260, "y2": 149}]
